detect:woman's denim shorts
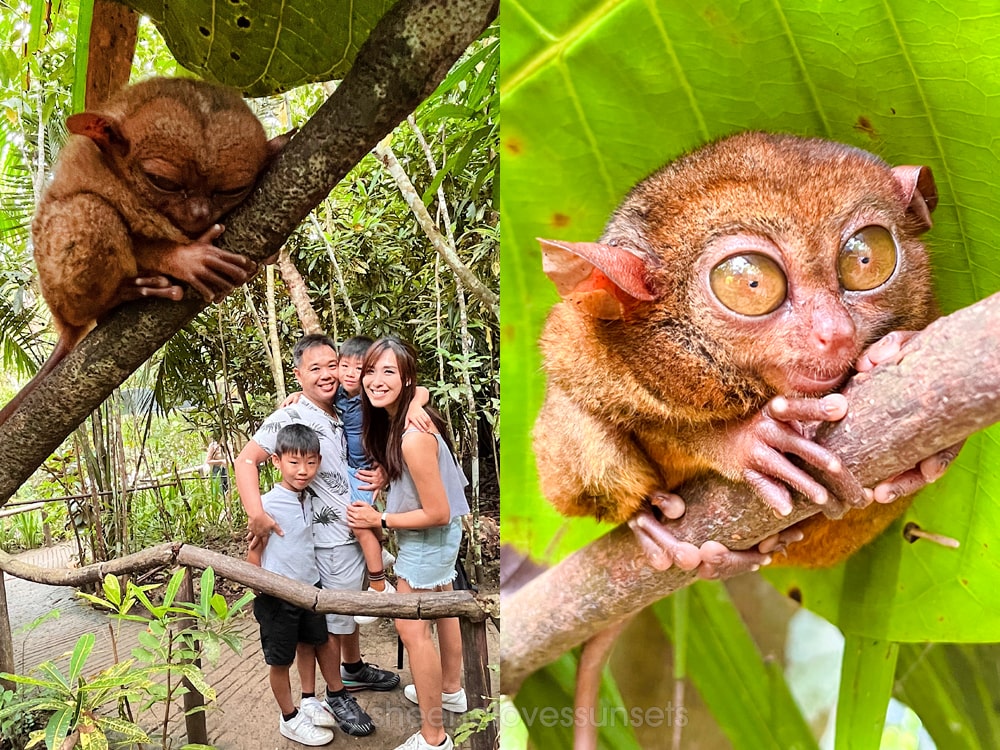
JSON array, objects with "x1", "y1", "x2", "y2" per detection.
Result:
[{"x1": 394, "y1": 517, "x2": 462, "y2": 590}]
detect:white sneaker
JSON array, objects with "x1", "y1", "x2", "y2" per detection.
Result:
[
  {"x1": 394, "y1": 729, "x2": 454, "y2": 750},
  {"x1": 355, "y1": 580, "x2": 396, "y2": 626},
  {"x1": 381, "y1": 548, "x2": 396, "y2": 568},
  {"x1": 279, "y1": 710, "x2": 334, "y2": 746},
  {"x1": 299, "y1": 696, "x2": 337, "y2": 728},
  {"x1": 403, "y1": 683, "x2": 468, "y2": 713}
]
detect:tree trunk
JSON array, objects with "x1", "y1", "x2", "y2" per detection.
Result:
[
  {"x1": 276, "y1": 247, "x2": 323, "y2": 335},
  {"x1": 0, "y1": 0, "x2": 499, "y2": 504}
]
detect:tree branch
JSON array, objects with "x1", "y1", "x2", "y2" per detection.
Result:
[
  {"x1": 0, "y1": 0, "x2": 498, "y2": 504},
  {"x1": 500, "y1": 290, "x2": 1000, "y2": 693}
]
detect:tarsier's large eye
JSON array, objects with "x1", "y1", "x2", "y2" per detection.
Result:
[
  {"x1": 215, "y1": 185, "x2": 252, "y2": 199},
  {"x1": 144, "y1": 172, "x2": 184, "y2": 193},
  {"x1": 709, "y1": 253, "x2": 787, "y2": 316},
  {"x1": 839, "y1": 225, "x2": 897, "y2": 291}
]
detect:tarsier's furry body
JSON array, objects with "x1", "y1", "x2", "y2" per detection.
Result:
[{"x1": 534, "y1": 132, "x2": 940, "y2": 568}]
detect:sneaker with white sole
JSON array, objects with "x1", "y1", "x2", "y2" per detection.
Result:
[
  {"x1": 324, "y1": 690, "x2": 375, "y2": 736},
  {"x1": 393, "y1": 730, "x2": 454, "y2": 750},
  {"x1": 355, "y1": 580, "x2": 396, "y2": 626},
  {"x1": 300, "y1": 696, "x2": 337, "y2": 728},
  {"x1": 403, "y1": 683, "x2": 468, "y2": 713},
  {"x1": 340, "y1": 661, "x2": 400, "y2": 692},
  {"x1": 279, "y1": 710, "x2": 334, "y2": 746}
]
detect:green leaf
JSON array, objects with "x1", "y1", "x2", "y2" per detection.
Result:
[
  {"x1": 894, "y1": 643, "x2": 1000, "y2": 750},
  {"x1": 126, "y1": 0, "x2": 399, "y2": 96},
  {"x1": 44, "y1": 706, "x2": 74, "y2": 750},
  {"x1": 162, "y1": 568, "x2": 185, "y2": 608},
  {"x1": 835, "y1": 635, "x2": 898, "y2": 750},
  {"x1": 652, "y1": 582, "x2": 818, "y2": 750},
  {"x1": 501, "y1": 0, "x2": 1000, "y2": 640},
  {"x1": 514, "y1": 651, "x2": 642, "y2": 749},
  {"x1": 100, "y1": 574, "x2": 121, "y2": 608},
  {"x1": 94, "y1": 716, "x2": 150, "y2": 743},
  {"x1": 68, "y1": 633, "x2": 95, "y2": 686}
]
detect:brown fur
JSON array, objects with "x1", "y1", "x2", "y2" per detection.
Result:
[
  {"x1": 1, "y1": 77, "x2": 285, "y2": 424},
  {"x1": 534, "y1": 132, "x2": 937, "y2": 566}
]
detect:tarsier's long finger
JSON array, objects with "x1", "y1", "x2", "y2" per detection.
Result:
[
  {"x1": 649, "y1": 491, "x2": 685, "y2": 520},
  {"x1": 745, "y1": 449, "x2": 846, "y2": 516},
  {"x1": 759, "y1": 422, "x2": 866, "y2": 512},
  {"x1": 757, "y1": 527, "x2": 806, "y2": 555},
  {"x1": 855, "y1": 330, "x2": 918, "y2": 372},
  {"x1": 628, "y1": 509, "x2": 701, "y2": 571},
  {"x1": 196, "y1": 223, "x2": 225, "y2": 243},
  {"x1": 872, "y1": 441, "x2": 963, "y2": 503},
  {"x1": 698, "y1": 540, "x2": 771, "y2": 580},
  {"x1": 131, "y1": 277, "x2": 184, "y2": 301},
  {"x1": 767, "y1": 393, "x2": 848, "y2": 423}
]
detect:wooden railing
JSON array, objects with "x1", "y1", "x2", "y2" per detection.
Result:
[{"x1": 0, "y1": 542, "x2": 500, "y2": 749}]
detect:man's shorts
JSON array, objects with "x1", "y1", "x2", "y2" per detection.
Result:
[
  {"x1": 316, "y1": 542, "x2": 366, "y2": 634},
  {"x1": 253, "y1": 591, "x2": 328, "y2": 666}
]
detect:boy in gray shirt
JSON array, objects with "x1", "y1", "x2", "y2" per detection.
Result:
[{"x1": 254, "y1": 424, "x2": 375, "y2": 744}]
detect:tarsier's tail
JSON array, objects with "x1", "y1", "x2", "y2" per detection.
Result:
[{"x1": 0, "y1": 332, "x2": 81, "y2": 426}]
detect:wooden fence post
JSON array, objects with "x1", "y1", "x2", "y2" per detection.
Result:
[
  {"x1": 0, "y1": 572, "x2": 14, "y2": 690},
  {"x1": 460, "y1": 616, "x2": 497, "y2": 750},
  {"x1": 177, "y1": 567, "x2": 208, "y2": 745}
]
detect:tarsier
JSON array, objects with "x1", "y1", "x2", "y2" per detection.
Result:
[
  {"x1": 533, "y1": 132, "x2": 958, "y2": 748},
  {"x1": 0, "y1": 77, "x2": 286, "y2": 423}
]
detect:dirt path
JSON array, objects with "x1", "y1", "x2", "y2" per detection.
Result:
[{"x1": 4, "y1": 542, "x2": 497, "y2": 749}]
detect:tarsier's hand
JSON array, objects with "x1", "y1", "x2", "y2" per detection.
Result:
[
  {"x1": 725, "y1": 393, "x2": 867, "y2": 518},
  {"x1": 628, "y1": 491, "x2": 805, "y2": 577},
  {"x1": 856, "y1": 331, "x2": 963, "y2": 503},
  {"x1": 156, "y1": 224, "x2": 259, "y2": 302}
]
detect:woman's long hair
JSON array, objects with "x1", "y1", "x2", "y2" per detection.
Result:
[{"x1": 361, "y1": 337, "x2": 453, "y2": 481}]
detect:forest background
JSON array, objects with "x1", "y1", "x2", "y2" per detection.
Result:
[{"x1": 0, "y1": 1, "x2": 499, "y2": 577}]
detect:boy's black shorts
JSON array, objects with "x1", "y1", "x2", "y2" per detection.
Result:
[{"x1": 253, "y1": 591, "x2": 329, "y2": 666}]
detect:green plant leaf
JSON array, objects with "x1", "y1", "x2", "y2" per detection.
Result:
[
  {"x1": 44, "y1": 706, "x2": 73, "y2": 750},
  {"x1": 500, "y1": 0, "x2": 1000, "y2": 642},
  {"x1": 652, "y1": 582, "x2": 818, "y2": 750},
  {"x1": 893, "y1": 643, "x2": 1000, "y2": 750},
  {"x1": 835, "y1": 635, "x2": 898, "y2": 750},
  {"x1": 514, "y1": 651, "x2": 642, "y2": 749},
  {"x1": 125, "y1": 0, "x2": 399, "y2": 96},
  {"x1": 67, "y1": 633, "x2": 94, "y2": 686},
  {"x1": 100, "y1": 574, "x2": 121, "y2": 608},
  {"x1": 162, "y1": 568, "x2": 185, "y2": 609}
]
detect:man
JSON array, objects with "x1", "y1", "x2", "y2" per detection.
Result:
[{"x1": 236, "y1": 334, "x2": 400, "y2": 738}]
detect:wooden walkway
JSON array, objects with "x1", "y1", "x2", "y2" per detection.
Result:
[{"x1": 3, "y1": 542, "x2": 495, "y2": 749}]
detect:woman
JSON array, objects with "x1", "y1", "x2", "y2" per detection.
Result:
[{"x1": 346, "y1": 337, "x2": 469, "y2": 750}]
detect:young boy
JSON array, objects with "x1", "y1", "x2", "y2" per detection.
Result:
[
  {"x1": 336, "y1": 336, "x2": 431, "y2": 631},
  {"x1": 253, "y1": 423, "x2": 371, "y2": 745}
]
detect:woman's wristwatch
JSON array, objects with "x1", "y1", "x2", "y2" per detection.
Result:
[{"x1": 381, "y1": 512, "x2": 389, "y2": 530}]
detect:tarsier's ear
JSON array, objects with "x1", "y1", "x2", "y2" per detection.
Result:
[
  {"x1": 891, "y1": 165, "x2": 938, "y2": 234},
  {"x1": 66, "y1": 112, "x2": 129, "y2": 157},
  {"x1": 538, "y1": 238, "x2": 656, "y2": 320},
  {"x1": 266, "y1": 129, "x2": 297, "y2": 160}
]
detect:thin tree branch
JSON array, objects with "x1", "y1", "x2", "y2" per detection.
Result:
[
  {"x1": 0, "y1": 0, "x2": 498, "y2": 503},
  {"x1": 500, "y1": 290, "x2": 1000, "y2": 693},
  {"x1": 373, "y1": 141, "x2": 499, "y2": 315}
]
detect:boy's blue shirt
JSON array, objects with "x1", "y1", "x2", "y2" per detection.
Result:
[{"x1": 336, "y1": 384, "x2": 369, "y2": 469}]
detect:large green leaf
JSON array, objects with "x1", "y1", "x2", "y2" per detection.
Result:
[
  {"x1": 128, "y1": 0, "x2": 399, "y2": 95},
  {"x1": 500, "y1": 0, "x2": 1000, "y2": 640}
]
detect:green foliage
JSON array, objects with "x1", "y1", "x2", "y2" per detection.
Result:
[
  {"x1": 0, "y1": 633, "x2": 155, "y2": 750},
  {"x1": 128, "y1": 0, "x2": 399, "y2": 96},
  {"x1": 0, "y1": 569, "x2": 250, "y2": 750},
  {"x1": 453, "y1": 698, "x2": 499, "y2": 745}
]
